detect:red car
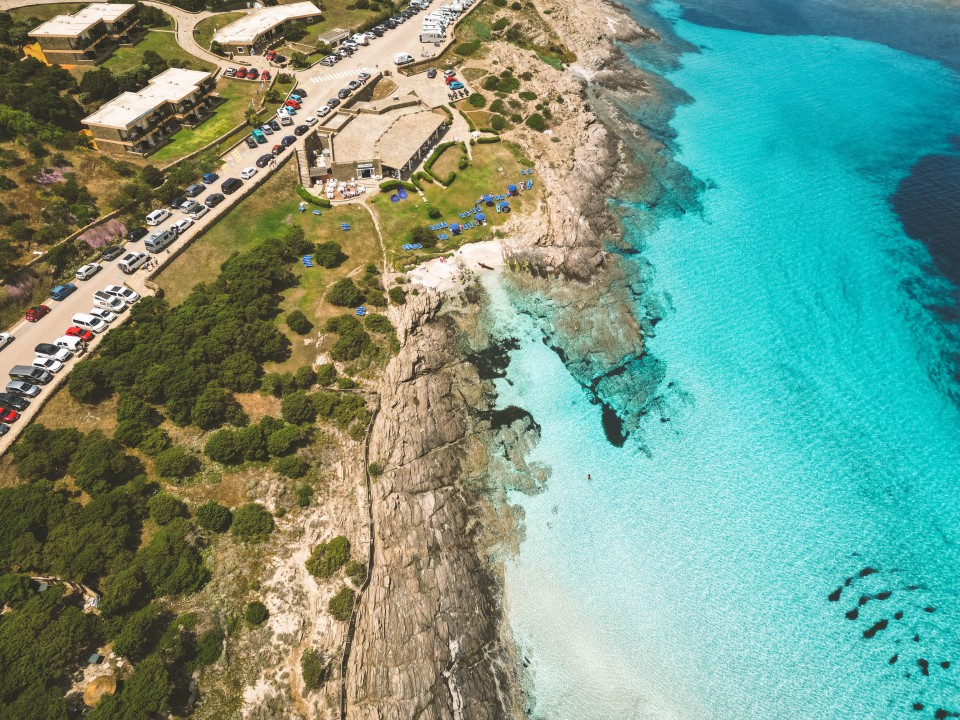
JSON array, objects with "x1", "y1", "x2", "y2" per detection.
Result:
[
  {"x1": 0, "y1": 407, "x2": 19, "y2": 423},
  {"x1": 25, "y1": 305, "x2": 50, "y2": 322},
  {"x1": 248, "y1": 68, "x2": 259, "y2": 80},
  {"x1": 236, "y1": 67, "x2": 248, "y2": 79},
  {"x1": 66, "y1": 326, "x2": 95, "y2": 342},
  {"x1": 264, "y1": 50, "x2": 276, "y2": 61},
  {"x1": 284, "y1": 99, "x2": 300, "y2": 109},
  {"x1": 444, "y1": 75, "x2": 457, "y2": 85},
  {"x1": 261, "y1": 70, "x2": 271, "y2": 82}
]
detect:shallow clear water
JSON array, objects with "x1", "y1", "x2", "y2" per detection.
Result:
[{"x1": 493, "y1": 2, "x2": 960, "y2": 718}]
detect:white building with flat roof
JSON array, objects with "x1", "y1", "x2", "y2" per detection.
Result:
[
  {"x1": 83, "y1": 68, "x2": 218, "y2": 157},
  {"x1": 213, "y1": 1, "x2": 322, "y2": 56},
  {"x1": 28, "y1": 3, "x2": 138, "y2": 65}
]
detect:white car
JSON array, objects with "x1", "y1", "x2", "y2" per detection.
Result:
[
  {"x1": 304, "y1": 116, "x2": 318, "y2": 126},
  {"x1": 189, "y1": 205, "x2": 209, "y2": 221},
  {"x1": 179, "y1": 200, "x2": 200, "y2": 214},
  {"x1": 93, "y1": 291, "x2": 126, "y2": 313},
  {"x1": 317, "y1": 106, "x2": 331, "y2": 117},
  {"x1": 103, "y1": 284, "x2": 140, "y2": 304},
  {"x1": 75, "y1": 263, "x2": 102, "y2": 281},
  {"x1": 240, "y1": 167, "x2": 258, "y2": 180},
  {"x1": 89, "y1": 307, "x2": 117, "y2": 324},
  {"x1": 146, "y1": 208, "x2": 170, "y2": 226},
  {"x1": 172, "y1": 218, "x2": 193, "y2": 234},
  {"x1": 0, "y1": 333, "x2": 12, "y2": 351},
  {"x1": 34, "y1": 344, "x2": 72, "y2": 362},
  {"x1": 32, "y1": 357, "x2": 63, "y2": 374}
]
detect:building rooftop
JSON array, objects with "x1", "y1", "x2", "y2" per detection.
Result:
[
  {"x1": 30, "y1": 3, "x2": 134, "y2": 38},
  {"x1": 213, "y1": 2, "x2": 322, "y2": 45},
  {"x1": 332, "y1": 101, "x2": 445, "y2": 170},
  {"x1": 378, "y1": 111, "x2": 446, "y2": 170},
  {"x1": 83, "y1": 68, "x2": 213, "y2": 129}
]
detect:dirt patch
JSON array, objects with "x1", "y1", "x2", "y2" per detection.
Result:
[
  {"x1": 236, "y1": 392, "x2": 282, "y2": 422},
  {"x1": 369, "y1": 78, "x2": 398, "y2": 101}
]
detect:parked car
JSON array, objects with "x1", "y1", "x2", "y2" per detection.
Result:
[
  {"x1": 0, "y1": 333, "x2": 12, "y2": 351},
  {"x1": 169, "y1": 196, "x2": 186, "y2": 210},
  {"x1": 118, "y1": 251, "x2": 148, "y2": 274},
  {"x1": 225, "y1": 67, "x2": 237, "y2": 77},
  {"x1": 189, "y1": 204, "x2": 209, "y2": 220},
  {"x1": 236, "y1": 67, "x2": 248, "y2": 78},
  {"x1": 294, "y1": 124, "x2": 310, "y2": 136},
  {"x1": 280, "y1": 115, "x2": 294, "y2": 126},
  {"x1": 293, "y1": 88, "x2": 307, "y2": 98},
  {"x1": 0, "y1": 393, "x2": 29, "y2": 411},
  {"x1": 50, "y1": 283, "x2": 77, "y2": 301},
  {"x1": 268, "y1": 118, "x2": 281, "y2": 131},
  {"x1": 146, "y1": 208, "x2": 170, "y2": 225},
  {"x1": 317, "y1": 106, "x2": 331, "y2": 117},
  {"x1": 66, "y1": 327, "x2": 95, "y2": 342},
  {"x1": 348, "y1": 80, "x2": 361, "y2": 91},
  {"x1": 73, "y1": 312, "x2": 109, "y2": 333},
  {"x1": 358, "y1": 72, "x2": 371, "y2": 82},
  {"x1": 240, "y1": 167, "x2": 258, "y2": 180},
  {"x1": 179, "y1": 200, "x2": 200, "y2": 214},
  {"x1": 246, "y1": 136, "x2": 259, "y2": 149},
  {"x1": 103, "y1": 284, "x2": 140, "y2": 304},
  {"x1": 281, "y1": 135, "x2": 296, "y2": 147},
  {"x1": 88, "y1": 307, "x2": 117, "y2": 324},
  {"x1": 0, "y1": 408, "x2": 19, "y2": 424},
  {"x1": 184, "y1": 183, "x2": 206, "y2": 198},
  {"x1": 321, "y1": 55, "x2": 338, "y2": 66},
  {"x1": 34, "y1": 343, "x2": 72, "y2": 362},
  {"x1": 337, "y1": 88, "x2": 351, "y2": 99},
  {"x1": 93, "y1": 291, "x2": 125, "y2": 313},
  {"x1": 260, "y1": 124, "x2": 274, "y2": 136},
  {"x1": 172, "y1": 218, "x2": 193, "y2": 234},
  {"x1": 247, "y1": 68, "x2": 259, "y2": 80},
  {"x1": 271, "y1": 144, "x2": 283, "y2": 156},
  {"x1": 427, "y1": 67, "x2": 438, "y2": 78},
  {"x1": 327, "y1": 98, "x2": 340, "y2": 108},
  {"x1": 221, "y1": 178, "x2": 242, "y2": 194},
  {"x1": 6, "y1": 380, "x2": 40, "y2": 398},
  {"x1": 205, "y1": 193, "x2": 225, "y2": 208},
  {"x1": 449, "y1": 81, "x2": 465, "y2": 90},
  {"x1": 304, "y1": 116, "x2": 318, "y2": 126},
  {"x1": 75, "y1": 263, "x2": 102, "y2": 281},
  {"x1": 256, "y1": 154, "x2": 273, "y2": 168},
  {"x1": 253, "y1": 129, "x2": 267, "y2": 143},
  {"x1": 261, "y1": 70, "x2": 271, "y2": 81},
  {"x1": 54, "y1": 336, "x2": 86, "y2": 355},
  {"x1": 202, "y1": 172, "x2": 219, "y2": 184},
  {"x1": 264, "y1": 49, "x2": 276, "y2": 61},
  {"x1": 126, "y1": 227, "x2": 148, "y2": 242},
  {"x1": 101, "y1": 245, "x2": 123, "y2": 261},
  {"x1": 31, "y1": 357, "x2": 63, "y2": 374},
  {"x1": 25, "y1": 305, "x2": 50, "y2": 322}
]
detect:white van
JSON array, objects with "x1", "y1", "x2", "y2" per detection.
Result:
[
  {"x1": 93, "y1": 291, "x2": 125, "y2": 313},
  {"x1": 71, "y1": 313, "x2": 108, "y2": 334},
  {"x1": 145, "y1": 228, "x2": 175, "y2": 253},
  {"x1": 393, "y1": 52, "x2": 414, "y2": 65},
  {"x1": 351, "y1": 33, "x2": 369, "y2": 45},
  {"x1": 54, "y1": 336, "x2": 86, "y2": 355},
  {"x1": 119, "y1": 251, "x2": 149, "y2": 274},
  {"x1": 146, "y1": 208, "x2": 170, "y2": 226}
]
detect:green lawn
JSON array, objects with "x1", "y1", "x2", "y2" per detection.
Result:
[
  {"x1": 102, "y1": 30, "x2": 216, "y2": 74},
  {"x1": 150, "y1": 79, "x2": 260, "y2": 164},
  {"x1": 9, "y1": 3, "x2": 83, "y2": 22},
  {"x1": 369, "y1": 141, "x2": 540, "y2": 268},
  {"x1": 193, "y1": 12, "x2": 246, "y2": 51}
]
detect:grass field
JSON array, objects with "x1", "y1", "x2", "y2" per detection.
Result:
[
  {"x1": 155, "y1": 163, "x2": 381, "y2": 370},
  {"x1": 150, "y1": 80, "x2": 261, "y2": 164},
  {"x1": 431, "y1": 143, "x2": 466, "y2": 179},
  {"x1": 370, "y1": 141, "x2": 540, "y2": 267},
  {"x1": 193, "y1": 12, "x2": 246, "y2": 51},
  {"x1": 9, "y1": 3, "x2": 83, "y2": 22},
  {"x1": 102, "y1": 30, "x2": 216, "y2": 74}
]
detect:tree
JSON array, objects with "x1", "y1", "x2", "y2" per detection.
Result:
[
  {"x1": 274, "y1": 455, "x2": 308, "y2": 478},
  {"x1": 196, "y1": 501, "x2": 232, "y2": 533},
  {"x1": 327, "y1": 586, "x2": 355, "y2": 621},
  {"x1": 148, "y1": 493, "x2": 187, "y2": 525},
  {"x1": 284, "y1": 21, "x2": 307, "y2": 41},
  {"x1": 468, "y1": 92, "x2": 486, "y2": 108},
  {"x1": 314, "y1": 241, "x2": 345, "y2": 268},
  {"x1": 12, "y1": 425, "x2": 81, "y2": 481},
  {"x1": 195, "y1": 628, "x2": 224, "y2": 666},
  {"x1": 365, "y1": 313, "x2": 393, "y2": 334},
  {"x1": 388, "y1": 286, "x2": 407, "y2": 305},
  {"x1": 301, "y1": 648, "x2": 328, "y2": 690},
  {"x1": 153, "y1": 447, "x2": 200, "y2": 479},
  {"x1": 0, "y1": 573, "x2": 32, "y2": 609},
  {"x1": 286, "y1": 309, "x2": 313, "y2": 335},
  {"x1": 316, "y1": 363, "x2": 337, "y2": 386},
  {"x1": 326, "y1": 278, "x2": 363, "y2": 307},
  {"x1": 137, "y1": 519, "x2": 209, "y2": 596},
  {"x1": 409, "y1": 225, "x2": 436, "y2": 248},
  {"x1": 267, "y1": 424, "x2": 302, "y2": 456},
  {"x1": 525, "y1": 113, "x2": 547, "y2": 131},
  {"x1": 491, "y1": 114, "x2": 507, "y2": 132},
  {"x1": 282, "y1": 391, "x2": 316, "y2": 425},
  {"x1": 305, "y1": 536, "x2": 350, "y2": 579},
  {"x1": 205, "y1": 430, "x2": 242, "y2": 464},
  {"x1": 116, "y1": 654, "x2": 171, "y2": 716},
  {"x1": 78, "y1": 67, "x2": 118, "y2": 102},
  {"x1": 291, "y1": 51, "x2": 309, "y2": 68},
  {"x1": 295, "y1": 483, "x2": 312, "y2": 507},
  {"x1": 245, "y1": 600, "x2": 269, "y2": 626},
  {"x1": 139, "y1": 164, "x2": 163, "y2": 188},
  {"x1": 99, "y1": 567, "x2": 146, "y2": 616},
  {"x1": 113, "y1": 604, "x2": 167, "y2": 661},
  {"x1": 295, "y1": 365, "x2": 317, "y2": 390},
  {"x1": 191, "y1": 385, "x2": 233, "y2": 430},
  {"x1": 69, "y1": 430, "x2": 142, "y2": 496},
  {"x1": 325, "y1": 316, "x2": 371, "y2": 361},
  {"x1": 231, "y1": 503, "x2": 274, "y2": 542}
]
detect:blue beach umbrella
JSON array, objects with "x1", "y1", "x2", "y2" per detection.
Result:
[
  {"x1": 450, "y1": 223, "x2": 462, "y2": 235},
  {"x1": 481, "y1": 194, "x2": 493, "y2": 204},
  {"x1": 473, "y1": 212, "x2": 486, "y2": 223},
  {"x1": 507, "y1": 184, "x2": 518, "y2": 195}
]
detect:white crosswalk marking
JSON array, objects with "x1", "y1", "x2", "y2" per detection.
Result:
[{"x1": 307, "y1": 67, "x2": 374, "y2": 84}]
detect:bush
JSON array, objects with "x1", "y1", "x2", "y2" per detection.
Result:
[
  {"x1": 274, "y1": 455, "x2": 308, "y2": 478},
  {"x1": 456, "y1": 41, "x2": 480, "y2": 56},
  {"x1": 519, "y1": 90, "x2": 538, "y2": 101},
  {"x1": 388, "y1": 286, "x2": 407, "y2": 305},
  {"x1": 378, "y1": 179, "x2": 417, "y2": 192},
  {"x1": 365, "y1": 314, "x2": 393, "y2": 334},
  {"x1": 245, "y1": 600, "x2": 269, "y2": 626},
  {"x1": 492, "y1": 17, "x2": 509, "y2": 31},
  {"x1": 490, "y1": 114, "x2": 508, "y2": 132},
  {"x1": 295, "y1": 366, "x2": 317, "y2": 390},
  {"x1": 328, "y1": 587, "x2": 355, "y2": 621},
  {"x1": 286, "y1": 309, "x2": 313, "y2": 335},
  {"x1": 336, "y1": 377, "x2": 357, "y2": 389},
  {"x1": 296, "y1": 185, "x2": 331, "y2": 208},
  {"x1": 205, "y1": 429, "x2": 242, "y2": 464},
  {"x1": 345, "y1": 559, "x2": 367, "y2": 584},
  {"x1": 482, "y1": 76, "x2": 499, "y2": 91},
  {"x1": 427, "y1": 206, "x2": 443, "y2": 219},
  {"x1": 325, "y1": 315, "x2": 371, "y2": 361},
  {"x1": 196, "y1": 501, "x2": 232, "y2": 533},
  {"x1": 282, "y1": 391, "x2": 316, "y2": 425},
  {"x1": 153, "y1": 447, "x2": 200, "y2": 479},
  {"x1": 148, "y1": 493, "x2": 187, "y2": 525},
  {"x1": 327, "y1": 278, "x2": 363, "y2": 307},
  {"x1": 291, "y1": 51, "x2": 309, "y2": 68},
  {"x1": 468, "y1": 93, "x2": 487, "y2": 108},
  {"x1": 301, "y1": 648, "x2": 328, "y2": 690},
  {"x1": 490, "y1": 99, "x2": 506, "y2": 114},
  {"x1": 314, "y1": 241, "x2": 345, "y2": 268},
  {"x1": 368, "y1": 461, "x2": 383, "y2": 476},
  {"x1": 295, "y1": 483, "x2": 313, "y2": 507},
  {"x1": 525, "y1": 113, "x2": 547, "y2": 131},
  {"x1": 195, "y1": 628, "x2": 224, "y2": 666},
  {"x1": 477, "y1": 132, "x2": 503, "y2": 143},
  {"x1": 305, "y1": 536, "x2": 350, "y2": 579},
  {"x1": 316, "y1": 363, "x2": 337, "y2": 386},
  {"x1": 267, "y1": 424, "x2": 302, "y2": 456},
  {"x1": 365, "y1": 289, "x2": 386, "y2": 307},
  {"x1": 231, "y1": 503, "x2": 274, "y2": 543}
]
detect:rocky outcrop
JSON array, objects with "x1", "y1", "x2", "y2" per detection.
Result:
[{"x1": 347, "y1": 290, "x2": 520, "y2": 720}]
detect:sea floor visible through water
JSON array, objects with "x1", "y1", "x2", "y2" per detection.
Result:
[{"x1": 491, "y1": 0, "x2": 960, "y2": 718}]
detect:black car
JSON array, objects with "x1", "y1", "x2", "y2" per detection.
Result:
[
  {"x1": 294, "y1": 124, "x2": 309, "y2": 136},
  {"x1": 126, "y1": 227, "x2": 148, "y2": 242},
  {"x1": 0, "y1": 393, "x2": 29, "y2": 411},
  {"x1": 184, "y1": 183, "x2": 206, "y2": 197},
  {"x1": 246, "y1": 136, "x2": 259, "y2": 149},
  {"x1": 371, "y1": 26, "x2": 385, "y2": 36},
  {"x1": 0, "y1": 423, "x2": 9, "y2": 436},
  {"x1": 268, "y1": 119, "x2": 281, "y2": 131},
  {"x1": 327, "y1": 98, "x2": 340, "y2": 108},
  {"x1": 101, "y1": 245, "x2": 123, "y2": 261},
  {"x1": 169, "y1": 196, "x2": 186, "y2": 209},
  {"x1": 281, "y1": 135, "x2": 296, "y2": 147},
  {"x1": 256, "y1": 154, "x2": 273, "y2": 168},
  {"x1": 337, "y1": 88, "x2": 351, "y2": 99},
  {"x1": 427, "y1": 67, "x2": 437, "y2": 79},
  {"x1": 204, "y1": 192, "x2": 225, "y2": 208},
  {"x1": 294, "y1": 88, "x2": 307, "y2": 97}
]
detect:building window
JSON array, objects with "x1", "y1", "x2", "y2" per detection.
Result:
[{"x1": 237, "y1": 46, "x2": 244, "y2": 54}]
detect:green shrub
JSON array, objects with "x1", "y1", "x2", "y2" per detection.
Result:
[
  {"x1": 428, "y1": 206, "x2": 443, "y2": 219},
  {"x1": 205, "y1": 429, "x2": 242, "y2": 464},
  {"x1": 325, "y1": 315, "x2": 371, "y2": 361},
  {"x1": 195, "y1": 628, "x2": 224, "y2": 666},
  {"x1": 519, "y1": 90, "x2": 537, "y2": 101},
  {"x1": 296, "y1": 185, "x2": 332, "y2": 208},
  {"x1": 365, "y1": 289, "x2": 386, "y2": 307},
  {"x1": 314, "y1": 241, "x2": 345, "y2": 268},
  {"x1": 282, "y1": 391, "x2": 317, "y2": 425},
  {"x1": 316, "y1": 363, "x2": 337, "y2": 386},
  {"x1": 456, "y1": 41, "x2": 480, "y2": 56},
  {"x1": 245, "y1": 600, "x2": 269, "y2": 626},
  {"x1": 274, "y1": 455, "x2": 309, "y2": 478},
  {"x1": 490, "y1": 99, "x2": 506, "y2": 113},
  {"x1": 153, "y1": 446, "x2": 200, "y2": 479},
  {"x1": 388, "y1": 286, "x2": 407, "y2": 305},
  {"x1": 231, "y1": 503, "x2": 274, "y2": 542},
  {"x1": 368, "y1": 461, "x2": 383, "y2": 477},
  {"x1": 469, "y1": 93, "x2": 486, "y2": 108},
  {"x1": 365, "y1": 314, "x2": 393, "y2": 334},
  {"x1": 286, "y1": 309, "x2": 313, "y2": 335},
  {"x1": 378, "y1": 179, "x2": 417, "y2": 192},
  {"x1": 492, "y1": 17, "x2": 509, "y2": 31},
  {"x1": 328, "y1": 586, "x2": 355, "y2": 621},
  {"x1": 196, "y1": 501, "x2": 232, "y2": 533},
  {"x1": 148, "y1": 493, "x2": 187, "y2": 526},
  {"x1": 267, "y1": 424, "x2": 302, "y2": 456},
  {"x1": 478, "y1": 132, "x2": 503, "y2": 142},
  {"x1": 305, "y1": 536, "x2": 350, "y2": 578},
  {"x1": 482, "y1": 75, "x2": 499, "y2": 91},
  {"x1": 525, "y1": 113, "x2": 547, "y2": 131},
  {"x1": 345, "y1": 559, "x2": 367, "y2": 584},
  {"x1": 295, "y1": 366, "x2": 317, "y2": 389},
  {"x1": 295, "y1": 483, "x2": 313, "y2": 507},
  {"x1": 301, "y1": 648, "x2": 328, "y2": 690},
  {"x1": 327, "y1": 278, "x2": 363, "y2": 307},
  {"x1": 490, "y1": 114, "x2": 507, "y2": 132}
]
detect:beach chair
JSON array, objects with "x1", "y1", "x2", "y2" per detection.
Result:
[
  {"x1": 341, "y1": 223, "x2": 350, "y2": 231},
  {"x1": 527, "y1": 179, "x2": 533, "y2": 190},
  {"x1": 355, "y1": 307, "x2": 366, "y2": 316},
  {"x1": 416, "y1": 244, "x2": 422, "y2": 249},
  {"x1": 312, "y1": 210, "x2": 321, "y2": 216},
  {"x1": 302, "y1": 255, "x2": 314, "y2": 267}
]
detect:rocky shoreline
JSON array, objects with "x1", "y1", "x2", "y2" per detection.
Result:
[{"x1": 348, "y1": 0, "x2": 685, "y2": 716}]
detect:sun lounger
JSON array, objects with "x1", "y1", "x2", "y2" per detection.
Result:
[{"x1": 341, "y1": 223, "x2": 350, "y2": 231}]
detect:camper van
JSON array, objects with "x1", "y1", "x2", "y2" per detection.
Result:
[
  {"x1": 9, "y1": 365, "x2": 52, "y2": 385},
  {"x1": 394, "y1": 52, "x2": 415, "y2": 65},
  {"x1": 421, "y1": 30, "x2": 445, "y2": 43},
  {"x1": 145, "y1": 228, "x2": 175, "y2": 254}
]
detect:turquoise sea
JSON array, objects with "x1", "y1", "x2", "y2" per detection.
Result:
[{"x1": 491, "y1": 1, "x2": 960, "y2": 718}]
